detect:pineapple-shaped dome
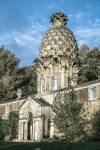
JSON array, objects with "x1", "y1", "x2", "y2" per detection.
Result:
[{"x1": 40, "y1": 12, "x2": 78, "y2": 57}]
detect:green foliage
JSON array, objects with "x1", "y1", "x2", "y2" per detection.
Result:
[
  {"x1": 0, "y1": 47, "x2": 20, "y2": 102},
  {"x1": 1, "y1": 142, "x2": 100, "y2": 150},
  {"x1": 0, "y1": 112, "x2": 19, "y2": 141},
  {"x1": 50, "y1": 12, "x2": 68, "y2": 25},
  {"x1": 16, "y1": 66, "x2": 37, "y2": 96},
  {"x1": 79, "y1": 44, "x2": 89, "y2": 60},
  {"x1": 53, "y1": 86, "x2": 87, "y2": 142},
  {"x1": 79, "y1": 47, "x2": 100, "y2": 83},
  {"x1": 1, "y1": 141, "x2": 100, "y2": 150},
  {"x1": 0, "y1": 119, "x2": 10, "y2": 140},
  {"x1": 9, "y1": 112, "x2": 19, "y2": 139},
  {"x1": 91, "y1": 111, "x2": 100, "y2": 140},
  {"x1": 0, "y1": 47, "x2": 37, "y2": 102}
]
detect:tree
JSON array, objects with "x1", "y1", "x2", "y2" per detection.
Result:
[
  {"x1": 78, "y1": 47, "x2": 100, "y2": 83},
  {"x1": 53, "y1": 86, "x2": 87, "y2": 142},
  {"x1": 9, "y1": 112, "x2": 19, "y2": 139},
  {"x1": 79, "y1": 44, "x2": 90, "y2": 59},
  {"x1": 91, "y1": 110, "x2": 100, "y2": 141},
  {"x1": 0, "y1": 119, "x2": 10, "y2": 140},
  {"x1": 0, "y1": 46, "x2": 37, "y2": 102},
  {"x1": 16, "y1": 66, "x2": 37, "y2": 96},
  {"x1": 0, "y1": 47, "x2": 20, "y2": 102},
  {"x1": 0, "y1": 112, "x2": 19, "y2": 141}
]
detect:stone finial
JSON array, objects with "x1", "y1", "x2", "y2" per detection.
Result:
[
  {"x1": 17, "y1": 89, "x2": 22, "y2": 99},
  {"x1": 50, "y1": 12, "x2": 68, "y2": 27}
]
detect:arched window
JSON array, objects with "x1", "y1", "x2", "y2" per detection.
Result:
[
  {"x1": 40, "y1": 79, "x2": 45, "y2": 93},
  {"x1": 52, "y1": 75, "x2": 61, "y2": 90}
]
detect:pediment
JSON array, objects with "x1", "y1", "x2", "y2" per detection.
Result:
[{"x1": 19, "y1": 97, "x2": 42, "y2": 119}]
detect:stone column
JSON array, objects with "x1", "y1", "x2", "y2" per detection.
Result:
[
  {"x1": 44, "y1": 117, "x2": 48, "y2": 136},
  {"x1": 24, "y1": 121, "x2": 28, "y2": 141},
  {"x1": 18, "y1": 121, "x2": 22, "y2": 141},
  {"x1": 50, "y1": 119, "x2": 54, "y2": 138},
  {"x1": 39, "y1": 118, "x2": 43, "y2": 141},
  {"x1": 32, "y1": 121, "x2": 34, "y2": 141},
  {"x1": 30, "y1": 123, "x2": 33, "y2": 140},
  {"x1": 46, "y1": 76, "x2": 49, "y2": 92},
  {"x1": 18, "y1": 121, "x2": 25, "y2": 141}
]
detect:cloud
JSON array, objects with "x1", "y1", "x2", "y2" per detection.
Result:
[
  {"x1": 48, "y1": 2, "x2": 58, "y2": 10},
  {"x1": 0, "y1": 21, "x2": 47, "y2": 49},
  {"x1": 75, "y1": 12, "x2": 85, "y2": 19},
  {"x1": 69, "y1": 11, "x2": 100, "y2": 47},
  {"x1": 69, "y1": 12, "x2": 85, "y2": 20},
  {"x1": 69, "y1": 11, "x2": 95, "y2": 26},
  {"x1": 74, "y1": 27, "x2": 100, "y2": 47},
  {"x1": 0, "y1": 17, "x2": 49, "y2": 66}
]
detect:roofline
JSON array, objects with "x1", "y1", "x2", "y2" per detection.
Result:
[
  {"x1": 18, "y1": 96, "x2": 51, "y2": 111},
  {"x1": 76, "y1": 79, "x2": 100, "y2": 88},
  {"x1": 0, "y1": 99, "x2": 26, "y2": 105}
]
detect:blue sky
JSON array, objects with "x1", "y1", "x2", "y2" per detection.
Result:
[{"x1": 0, "y1": 0, "x2": 100, "y2": 66}]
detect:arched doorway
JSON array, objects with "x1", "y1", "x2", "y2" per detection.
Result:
[{"x1": 27, "y1": 112, "x2": 33, "y2": 140}]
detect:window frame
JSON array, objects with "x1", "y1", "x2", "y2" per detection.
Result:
[
  {"x1": 40, "y1": 78, "x2": 45, "y2": 93},
  {"x1": 5, "y1": 104, "x2": 10, "y2": 114},
  {"x1": 51, "y1": 75, "x2": 61, "y2": 91},
  {"x1": 89, "y1": 86, "x2": 97, "y2": 100}
]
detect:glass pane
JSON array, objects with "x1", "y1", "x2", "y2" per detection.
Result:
[
  {"x1": 90, "y1": 87, "x2": 96, "y2": 100},
  {"x1": 41, "y1": 79, "x2": 45, "y2": 93}
]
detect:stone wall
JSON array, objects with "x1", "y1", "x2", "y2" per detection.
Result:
[{"x1": 0, "y1": 99, "x2": 25, "y2": 119}]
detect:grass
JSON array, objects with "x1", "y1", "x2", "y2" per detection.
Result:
[{"x1": 0, "y1": 141, "x2": 100, "y2": 150}]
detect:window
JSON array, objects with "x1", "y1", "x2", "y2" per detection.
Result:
[
  {"x1": 40, "y1": 79, "x2": 45, "y2": 93},
  {"x1": 52, "y1": 76, "x2": 57, "y2": 90},
  {"x1": 89, "y1": 87, "x2": 96, "y2": 100},
  {"x1": 52, "y1": 75, "x2": 61, "y2": 91},
  {"x1": 5, "y1": 105, "x2": 10, "y2": 113}
]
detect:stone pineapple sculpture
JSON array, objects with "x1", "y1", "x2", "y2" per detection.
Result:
[{"x1": 36, "y1": 12, "x2": 80, "y2": 92}]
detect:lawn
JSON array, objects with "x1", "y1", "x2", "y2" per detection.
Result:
[{"x1": 0, "y1": 141, "x2": 100, "y2": 150}]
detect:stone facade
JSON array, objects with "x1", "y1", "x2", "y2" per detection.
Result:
[
  {"x1": 18, "y1": 97, "x2": 51, "y2": 142},
  {"x1": 75, "y1": 80, "x2": 100, "y2": 117},
  {"x1": 0, "y1": 81, "x2": 100, "y2": 141},
  {"x1": 0, "y1": 99, "x2": 25, "y2": 119}
]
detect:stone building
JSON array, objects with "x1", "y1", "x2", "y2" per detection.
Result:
[{"x1": 0, "y1": 12, "x2": 100, "y2": 142}]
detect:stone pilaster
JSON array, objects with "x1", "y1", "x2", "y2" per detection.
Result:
[
  {"x1": 18, "y1": 121, "x2": 22, "y2": 141},
  {"x1": 37, "y1": 75, "x2": 41, "y2": 93},
  {"x1": 61, "y1": 67, "x2": 65, "y2": 88},
  {"x1": 24, "y1": 121, "x2": 28, "y2": 140}
]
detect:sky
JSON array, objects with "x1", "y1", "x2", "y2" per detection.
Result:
[{"x1": 0, "y1": 0, "x2": 100, "y2": 67}]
